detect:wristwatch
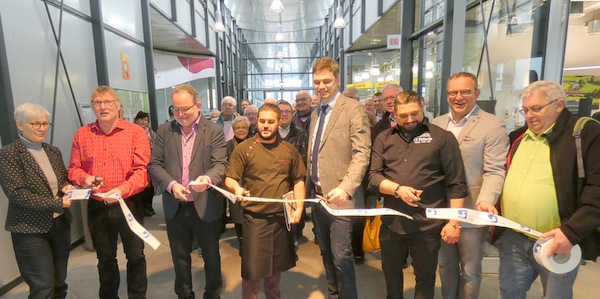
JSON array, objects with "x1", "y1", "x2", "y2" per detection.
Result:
[{"x1": 394, "y1": 185, "x2": 401, "y2": 198}]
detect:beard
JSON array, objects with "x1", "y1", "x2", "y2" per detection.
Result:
[{"x1": 259, "y1": 130, "x2": 276, "y2": 140}]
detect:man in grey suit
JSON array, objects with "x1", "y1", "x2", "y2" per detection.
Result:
[
  {"x1": 432, "y1": 72, "x2": 509, "y2": 299},
  {"x1": 148, "y1": 84, "x2": 227, "y2": 299},
  {"x1": 307, "y1": 57, "x2": 371, "y2": 299}
]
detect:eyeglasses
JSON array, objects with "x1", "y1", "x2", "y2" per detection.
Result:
[
  {"x1": 384, "y1": 95, "x2": 398, "y2": 102},
  {"x1": 519, "y1": 99, "x2": 558, "y2": 115},
  {"x1": 295, "y1": 97, "x2": 309, "y2": 102},
  {"x1": 92, "y1": 100, "x2": 116, "y2": 108},
  {"x1": 447, "y1": 89, "x2": 474, "y2": 98},
  {"x1": 280, "y1": 110, "x2": 292, "y2": 115},
  {"x1": 27, "y1": 122, "x2": 52, "y2": 130},
  {"x1": 172, "y1": 104, "x2": 196, "y2": 113},
  {"x1": 246, "y1": 112, "x2": 258, "y2": 117},
  {"x1": 223, "y1": 103, "x2": 235, "y2": 108},
  {"x1": 233, "y1": 126, "x2": 248, "y2": 131}
]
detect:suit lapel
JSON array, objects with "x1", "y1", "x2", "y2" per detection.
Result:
[
  {"x1": 320, "y1": 96, "x2": 345, "y2": 147},
  {"x1": 171, "y1": 121, "x2": 184, "y2": 170},
  {"x1": 17, "y1": 140, "x2": 53, "y2": 193},
  {"x1": 190, "y1": 120, "x2": 205, "y2": 163}
]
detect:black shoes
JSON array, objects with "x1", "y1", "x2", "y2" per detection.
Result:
[
  {"x1": 144, "y1": 207, "x2": 156, "y2": 217},
  {"x1": 354, "y1": 256, "x2": 365, "y2": 265}
]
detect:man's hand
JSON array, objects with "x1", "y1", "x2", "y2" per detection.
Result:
[
  {"x1": 101, "y1": 188, "x2": 122, "y2": 204},
  {"x1": 441, "y1": 222, "x2": 461, "y2": 244},
  {"x1": 172, "y1": 183, "x2": 191, "y2": 201},
  {"x1": 83, "y1": 175, "x2": 104, "y2": 191},
  {"x1": 541, "y1": 228, "x2": 574, "y2": 257},
  {"x1": 476, "y1": 201, "x2": 498, "y2": 215},
  {"x1": 190, "y1": 176, "x2": 211, "y2": 193},
  {"x1": 326, "y1": 188, "x2": 349, "y2": 206},
  {"x1": 290, "y1": 208, "x2": 303, "y2": 224},
  {"x1": 234, "y1": 186, "x2": 250, "y2": 202},
  {"x1": 396, "y1": 186, "x2": 422, "y2": 208}
]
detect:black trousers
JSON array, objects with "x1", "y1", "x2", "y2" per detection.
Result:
[
  {"x1": 88, "y1": 194, "x2": 147, "y2": 299},
  {"x1": 166, "y1": 203, "x2": 223, "y2": 299},
  {"x1": 380, "y1": 224, "x2": 442, "y2": 299}
]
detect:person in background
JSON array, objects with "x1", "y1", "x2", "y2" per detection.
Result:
[
  {"x1": 0, "y1": 103, "x2": 75, "y2": 299},
  {"x1": 225, "y1": 103, "x2": 306, "y2": 299},
  {"x1": 134, "y1": 111, "x2": 158, "y2": 217},
  {"x1": 148, "y1": 84, "x2": 227, "y2": 299},
  {"x1": 168, "y1": 105, "x2": 175, "y2": 122},
  {"x1": 373, "y1": 92, "x2": 385, "y2": 121},
  {"x1": 68, "y1": 86, "x2": 151, "y2": 299},
  {"x1": 432, "y1": 72, "x2": 509, "y2": 299},
  {"x1": 240, "y1": 99, "x2": 251, "y2": 114},
  {"x1": 343, "y1": 87, "x2": 359, "y2": 100},
  {"x1": 226, "y1": 116, "x2": 251, "y2": 252},
  {"x1": 364, "y1": 98, "x2": 375, "y2": 114},
  {"x1": 293, "y1": 91, "x2": 314, "y2": 131},
  {"x1": 373, "y1": 84, "x2": 402, "y2": 142},
  {"x1": 310, "y1": 95, "x2": 320, "y2": 108},
  {"x1": 210, "y1": 110, "x2": 221, "y2": 123},
  {"x1": 244, "y1": 105, "x2": 259, "y2": 137},
  {"x1": 217, "y1": 96, "x2": 237, "y2": 141},
  {"x1": 264, "y1": 98, "x2": 276, "y2": 105},
  {"x1": 496, "y1": 80, "x2": 600, "y2": 299},
  {"x1": 277, "y1": 100, "x2": 308, "y2": 244}
]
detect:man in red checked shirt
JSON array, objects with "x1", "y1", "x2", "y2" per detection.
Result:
[{"x1": 68, "y1": 86, "x2": 151, "y2": 299}]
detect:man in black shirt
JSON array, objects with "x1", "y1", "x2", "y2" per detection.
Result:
[{"x1": 369, "y1": 90, "x2": 468, "y2": 299}]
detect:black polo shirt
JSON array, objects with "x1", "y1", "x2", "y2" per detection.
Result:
[{"x1": 368, "y1": 122, "x2": 469, "y2": 234}]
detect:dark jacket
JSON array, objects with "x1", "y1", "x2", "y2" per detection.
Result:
[
  {"x1": 372, "y1": 111, "x2": 392, "y2": 143},
  {"x1": 505, "y1": 109, "x2": 600, "y2": 260},
  {"x1": 279, "y1": 124, "x2": 308, "y2": 164},
  {"x1": 0, "y1": 139, "x2": 71, "y2": 234}
]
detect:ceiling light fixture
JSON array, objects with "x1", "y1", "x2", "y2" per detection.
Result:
[
  {"x1": 385, "y1": 75, "x2": 393, "y2": 81},
  {"x1": 275, "y1": 23, "x2": 284, "y2": 42},
  {"x1": 371, "y1": 67, "x2": 380, "y2": 76},
  {"x1": 361, "y1": 71, "x2": 370, "y2": 80},
  {"x1": 354, "y1": 74, "x2": 363, "y2": 82},
  {"x1": 213, "y1": 8, "x2": 226, "y2": 33},
  {"x1": 333, "y1": 5, "x2": 346, "y2": 29},
  {"x1": 270, "y1": 0, "x2": 285, "y2": 14}
]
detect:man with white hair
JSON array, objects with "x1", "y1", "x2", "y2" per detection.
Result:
[
  {"x1": 244, "y1": 105, "x2": 258, "y2": 137},
  {"x1": 217, "y1": 96, "x2": 237, "y2": 141}
]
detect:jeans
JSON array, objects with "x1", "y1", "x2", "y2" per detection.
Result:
[
  {"x1": 11, "y1": 214, "x2": 70, "y2": 299},
  {"x1": 88, "y1": 195, "x2": 147, "y2": 299},
  {"x1": 380, "y1": 224, "x2": 442, "y2": 299},
  {"x1": 497, "y1": 229, "x2": 579, "y2": 299},
  {"x1": 438, "y1": 226, "x2": 487, "y2": 299},
  {"x1": 312, "y1": 203, "x2": 357, "y2": 299}
]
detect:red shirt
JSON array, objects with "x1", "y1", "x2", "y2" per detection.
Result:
[{"x1": 68, "y1": 118, "x2": 150, "y2": 201}]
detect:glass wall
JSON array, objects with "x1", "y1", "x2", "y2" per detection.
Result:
[
  {"x1": 463, "y1": 0, "x2": 546, "y2": 132},
  {"x1": 346, "y1": 50, "x2": 401, "y2": 100},
  {"x1": 563, "y1": 0, "x2": 600, "y2": 116}
]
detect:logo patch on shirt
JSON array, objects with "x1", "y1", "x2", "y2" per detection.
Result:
[{"x1": 414, "y1": 132, "x2": 433, "y2": 144}]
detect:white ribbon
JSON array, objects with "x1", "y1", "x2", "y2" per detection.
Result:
[
  {"x1": 425, "y1": 208, "x2": 542, "y2": 237},
  {"x1": 426, "y1": 208, "x2": 582, "y2": 274},
  {"x1": 191, "y1": 182, "x2": 414, "y2": 220},
  {"x1": 94, "y1": 193, "x2": 161, "y2": 250}
]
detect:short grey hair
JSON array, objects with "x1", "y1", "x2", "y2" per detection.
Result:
[
  {"x1": 221, "y1": 96, "x2": 237, "y2": 107},
  {"x1": 244, "y1": 105, "x2": 258, "y2": 115},
  {"x1": 520, "y1": 80, "x2": 566, "y2": 102},
  {"x1": 233, "y1": 116, "x2": 250, "y2": 127},
  {"x1": 383, "y1": 83, "x2": 403, "y2": 94},
  {"x1": 14, "y1": 103, "x2": 51, "y2": 123}
]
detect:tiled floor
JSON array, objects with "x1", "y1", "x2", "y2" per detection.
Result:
[{"x1": 2, "y1": 196, "x2": 600, "y2": 298}]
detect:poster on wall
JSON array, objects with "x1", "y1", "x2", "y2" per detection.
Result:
[
  {"x1": 121, "y1": 52, "x2": 131, "y2": 80},
  {"x1": 563, "y1": 75, "x2": 600, "y2": 108}
]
